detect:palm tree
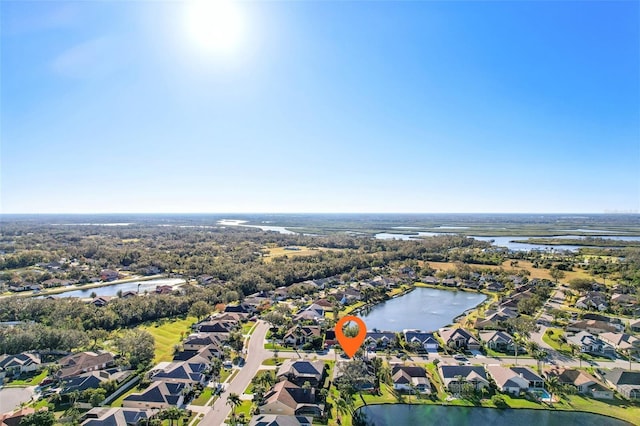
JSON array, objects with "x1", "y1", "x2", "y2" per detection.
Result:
[
  {"x1": 545, "y1": 376, "x2": 560, "y2": 404},
  {"x1": 533, "y1": 350, "x2": 547, "y2": 373},
  {"x1": 625, "y1": 348, "x2": 635, "y2": 371},
  {"x1": 334, "y1": 394, "x2": 352, "y2": 423},
  {"x1": 578, "y1": 353, "x2": 588, "y2": 368},
  {"x1": 526, "y1": 341, "x2": 540, "y2": 356},
  {"x1": 227, "y1": 392, "x2": 242, "y2": 416}
]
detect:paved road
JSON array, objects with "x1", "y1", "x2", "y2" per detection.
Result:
[
  {"x1": 199, "y1": 321, "x2": 271, "y2": 426},
  {"x1": 0, "y1": 386, "x2": 36, "y2": 413}
]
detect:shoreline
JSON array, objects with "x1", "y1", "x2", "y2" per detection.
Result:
[{"x1": 0, "y1": 274, "x2": 184, "y2": 299}]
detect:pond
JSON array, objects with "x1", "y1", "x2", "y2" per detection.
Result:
[
  {"x1": 356, "y1": 404, "x2": 632, "y2": 426},
  {"x1": 357, "y1": 287, "x2": 486, "y2": 332}
]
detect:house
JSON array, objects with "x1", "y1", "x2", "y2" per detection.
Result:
[
  {"x1": 403, "y1": 330, "x2": 439, "y2": 352},
  {"x1": 183, "y1": 334, "x2": 226, "y2": 351},
  {"x1": 566, "y1": 320, "x2": 618, "y2": 334},
  {"x1": 249, "y1": 415, "x2": 313, "y2": 426},
  {"x1": 173, "y1": 344, "x2": 221, "y2": 362},
  {"x1": 441, "y1": 278, "x2": 458, "y2": 287},
  {"x1": 61, "y1": 369, "x2": 132, "y2": 395},
  {"x1": 479, "y1": 330, "x2": 517, "y2": 353},
  {"x1": 155, "y1": 285, "x2": 173, "y2": 295},
  {"x1": 120, "y1": 291, "x2": 138, "y2": 298},
  {"x1": 485, "y1": 281, "x2": 505, "y2": 292},
  {"x1": 283, "y1": 326, "x2": 322, "y2": 347},
  {"x1": 474, "y1": 308, "x2": 517, "y2": 330},
  {"x1": 276, "y1": 360, "x2": 325, "y2": 387},
  {"x1": 100, "y1": 270, "x2": 120, "y2": 282},
  {"x1": 196, "y1": 320, "x2": 237, "y2": 334},
  {"x1": 365, "y1": 331, "x2": 397, "y2": 350},
  {"x1": 422, "y1": 276, "x2": 439, "y2": 285},
  {"x1": 486, "y1": 366, "x2": 543, "y2": 394},
  {"x1": 438, "y1": 365, "x2": 489, "y2": 393},
  {"x1": 293, "y1": 304, "x2": 325, "y2": 323},
  {"x1": 630, "y1": 319, "x2": 640, "y2": 333},
  {"x1": 576, "y1": 292, "x2": 609, "y2": 311},
  {"x1": 324, "y1": 330, "x2": 337, "y2": 348},
  {"x1": 601, "y1": 368, "x2": 640, "y2": 400},
  {"x1": 438, "y1": 328, "x2": 480, "y2": 351},
  {"x1": 81, "y1": 407, "x2": 157, "y2": 426},
  {"x1": 566, "y1": 331, "x2": 616, "y2": 357},
  {"x1": 148, "y1": 361, "x2": 207, "y2": 385},
  {"x1": 122, "y1": 381, "x2": 186, "y2": 409},
  {"x1": 57, "y1": 351, "x2": 115, "y2": 379},
  {"x1": 224, "y1": 303, "x2": 255, "y2": 315},
  {"x1": 599, "y1": 333, "x2": 640, "y2": 352},
  {"x1": 391, "y1": 365, "x2": 431, "y2": 394},
  {"x1": 0, "y1": 353, "x2": 41, "y2": 376},
  {"x1": 91, "y1": 296, "x2": 115, "y2": 307},
  {"x1": 545, "y1": 367, "x2": 613, "y2": 399},
  {"x1": 259, "y1": 380, "x2": 323, "y2": 418},
  {"x1": 0, "y1": 408, "x2": 42, "y2": 426}
]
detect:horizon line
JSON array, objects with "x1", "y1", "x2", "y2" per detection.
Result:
[{"x1": 1, "y1": 211, "x2": 639, "y2": 216}]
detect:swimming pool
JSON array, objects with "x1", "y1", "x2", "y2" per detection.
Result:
[{"x1": 530, "y1": 388, "x2": 552, "y2": 402}]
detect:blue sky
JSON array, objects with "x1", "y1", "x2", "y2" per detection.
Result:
[{"x1": 1, "y1": 0, "x2": 638, "y2": 214}]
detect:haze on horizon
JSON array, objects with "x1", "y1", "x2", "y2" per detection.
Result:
[{"x1": 1, "y1": 1, "x2": 639, "y2": 215}]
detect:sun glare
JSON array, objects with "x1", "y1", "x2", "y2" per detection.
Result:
[{"x1": 185, "y1": 0, "x2": 244, "y2": 54}]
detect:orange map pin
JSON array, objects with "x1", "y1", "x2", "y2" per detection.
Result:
[{"x1": 335, "y1": 315, "x2": 367, "y2": 358}]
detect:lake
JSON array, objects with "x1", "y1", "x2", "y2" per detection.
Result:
[
  {"x1": 357, "y1": 404, "x2": 632, "y2": 426},
  {"x1": 357, "y1": 287, "x2": 486, "y2": 332},
  {"x1": 50, "y1": 278, "x2": 185, "y2": 298}
]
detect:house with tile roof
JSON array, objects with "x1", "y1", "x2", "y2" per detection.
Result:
[
  {"x1": 276, "y1": 360, "x2": 325, "y2": 387},
  {"x1": 259, "y1": 380, "x2": 323, "y2": 418},
  {"x1": 438, "y1": 365, "x2": 489, "y2": 393},
  {"x1": 122, "y1": 381, "x2": 186, "y2": 409},
  {"x1": 545, "y1": 367, "x2": 613, "y2": 399},
  {"x1": 391, "y1": 365, "x2": 431, "y2": 394}
]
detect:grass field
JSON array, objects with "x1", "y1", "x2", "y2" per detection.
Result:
[
  {"x1": 424, "y1": 260, "x2": 594, "y2": 283},
  {"x1": 262, "y1": 246, "x2": 329, "y2": 262},
  {"x1": 139, "y1": 316, "x2": 196, "y2": 363}
]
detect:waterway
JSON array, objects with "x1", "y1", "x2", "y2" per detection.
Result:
[
  {"x1": 47, "y1": 278, "x2": 185, "y2": 298},
  {"x1": 357, "y1": 287, "x2": 486, "y2": 332},
  {"x1": 357, "y1": 404, "x2": 632, "y2": 426}
]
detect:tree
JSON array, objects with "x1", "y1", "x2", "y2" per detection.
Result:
[
  {"x1": 115, "y1": 329, "x2": 155, "y2": 368},
  {"x1": 19, "y1": 410, "x2": 55, "y2": 426},
  {"x1": 88, "y1": 329, "x2": 110, "y2": 349},
  {"x1": 549, "y1": 267, "x2": 565, "y2": 284},
  {"x1": 159, "y1": 407, "x2": 186, "y2": 426},
  {"x1": 545, "y1": 375, "x2": 561, "y2": 403},
  {"x1": 189, "y1": 301, "x2": 212, "y2": 320},
  {"x1": 226, "y1": 392, "x2": 242, "y2": 416}
]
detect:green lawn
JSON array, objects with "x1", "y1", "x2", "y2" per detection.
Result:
[
  {"x1": 110, "y1": 386, "x2": 140, "y2": 407},
  {"x1": 139, "y1": 316, "x2": 197, "y2": 363},
  {"x1": 242, "y1": 321, "x2": 256, "y2": 335},
  {"x1": 261, "y1": 357, "x2": 285, "y2": 366},
  {"x1": 543, "y1": 328, "x2": 569, "y2": 352},
  {"x1": 192, "y1": 387, "x2": 214, "y2": 406},
  {"x1": 6, "y1": 369, "x2": 48, "y2": 386}
]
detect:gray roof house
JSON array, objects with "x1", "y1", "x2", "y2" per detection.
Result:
[
  {"x1": 601, "y1": 368, "x2": 640, "y2": 400},
  {"x1": 276, "y1": 360, "x2": 325, "y2": 387},
  {"x1": 122, "y1": 381, "x2": 186, "y2": 409},
  {"x1": 438, "y1": 365, "x2": 489, "y2": 393}
]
